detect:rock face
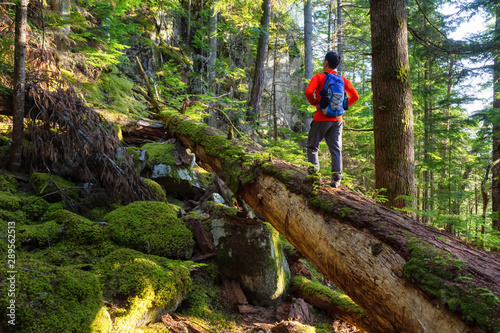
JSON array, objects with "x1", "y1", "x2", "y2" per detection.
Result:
[
  {"x1": 210, "y1": 204, "x2": 291, "y2": 305},
  {"x1": 103, "y1": 201, "x2": 194, "y2": 259}
]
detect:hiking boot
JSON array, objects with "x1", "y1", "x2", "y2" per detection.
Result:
[
  {"x1": 307, "y1": 166, "x2": 319, "y2": 175},
  {"x1": 331, "y1": 173, "x2": 342, "y2": 188},
  {"x1": 331, "y1": 178, "x2": 341, "y2": 188}
]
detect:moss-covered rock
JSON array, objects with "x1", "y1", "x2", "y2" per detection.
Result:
[
  {"x1": 179, "y1": 265, "x2": 240, "y2": 332},
  {"x1": 0, "y1": 259, "x2": 105, "y2": 333},
  {"x1": 211, "y1": 208, "x2": 290, "y2": 305},
  {"x1": 0, "y1": 174, "x2": 17, "y2": 192},
  {"x1": 30, "y1": 173, "x2": 80, "y2": 202},
  {"x1": 0, "y1": 191, "x2": 21, "y2": 211},
  {"x1": 142, "y1": 178, "x2": 166, "y2": 203},
  {"x1": 21, "y1": 195, "x2": 50, "y2": 222},
  {"x1": 140, "y1": 142, "x2": 206, "y2": 200},
  {"x1": 18, "y1": 209, "x2": 107, "y2": 250},
  {"x1": 103, "y1": 201, "x2": 194, "y2": 259},
  {"x1": 97, "y1": 248, "x2": 194, "y2": 330},
  {"x1": 27, "y1": 240, "x2": 120, "y2": 267}
]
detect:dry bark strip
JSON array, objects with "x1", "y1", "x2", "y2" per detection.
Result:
[{"x1": 162, "y1": 112, "x2": 500, "y2": 333}]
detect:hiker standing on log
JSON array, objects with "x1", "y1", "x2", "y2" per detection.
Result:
[{"x1": 305, "y1": 52, "x2": 359, "y2": 187}]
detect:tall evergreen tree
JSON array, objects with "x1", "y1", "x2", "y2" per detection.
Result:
[
  {"x1": 10, "y1": 0, "x2": 29, "y2": 171},
  {"x1": 247, "y1": 0, "x2": 271, "y2": 123},
  {"x1": 369, "y1": 0, "x2": 415, "y2": 209}
]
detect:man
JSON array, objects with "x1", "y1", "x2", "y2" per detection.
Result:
[{"x1": 305, "y1": 52, "x2": 359, "y2": 187}]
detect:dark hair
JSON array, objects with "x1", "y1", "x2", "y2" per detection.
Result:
[{"x1": 325, "y1": 52, "x2": 340, "y2": 69}]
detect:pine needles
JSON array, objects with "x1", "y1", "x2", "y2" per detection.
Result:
[{"x1": 23, "y1": 71, "x2": 155, "y2": 203}]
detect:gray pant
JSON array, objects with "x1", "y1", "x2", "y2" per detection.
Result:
[{"x1": 306, "y1": 120, "x2": 343, "y2": 177}]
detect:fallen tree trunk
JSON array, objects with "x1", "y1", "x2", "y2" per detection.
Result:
[{"x1": 163, "y1": 112, "x2": 500, "y2": 333}]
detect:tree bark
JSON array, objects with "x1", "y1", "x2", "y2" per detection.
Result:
[
  {"x1": 304, "y1": 0, "x2": 313, "y2": 81},
  {"x1": 162, "y1": 112, "x2": 500, "y2": 333},
  {"x1": 336, "y1": 0, "x2": 342, "y2": 75},
  {"x1": 304, "y1": 0, "x2": 313, "y2": 132},
  {"x1": 9, "y1": 0, "x2": 29, "y2": 171},
  {"x1": 492, "y1": 0, "x2": 500, "y2": 233},
  {"x1": 207, "y1": 5, "x2": 217, "y2": 92},
  {"x1": 246, "y1": 0, "x2": 270, "y2": 124},
  {"x1": 369, "y1": 0, "x2": 415, "y2": 209}
]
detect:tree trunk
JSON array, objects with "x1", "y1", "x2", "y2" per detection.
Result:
[
  {"x1": 9, "y1": 0, "x2": 29, "y2": 171},
  {"x1": 207, "y1": 5, "x2": 217, "y2": 92},
  {"x1": 369, "y1": 0, "x2": 415, "y2": 209},
  {"x1": 492, "y1": 0, "x2": 500, "y2": 233},
  {"x1": 304, "y1": 0, "x2": 313, "y2": 132},
  {"x1": 423, "y1": 58, "x2": 431, "y2": 223},
  {"x1": 162, "y1": 112, "x2": 500, "y2": 333},
  {"x1": 246, "y1": 0, "x2": 270, "y2": 124},
  {"x1": 336, "y1": 0, "x2": 342, "y2": 74},
  {"x1": 327, "y1": 0, "x2": 333, "y2": 51},
  {"x1": 272, "y1": 31, "x2": 278, "y2": 142}
]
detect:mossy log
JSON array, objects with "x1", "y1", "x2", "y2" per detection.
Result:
[{"x1": 162, "y1": 111, "x2": 500, "y2": 333}]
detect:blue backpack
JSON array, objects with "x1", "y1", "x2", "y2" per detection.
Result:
[{"x1": 318, "y1": 72, "x2": 349, "y2": 117}]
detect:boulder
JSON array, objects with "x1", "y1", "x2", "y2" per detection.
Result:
[
  {"x1": 209, "y1": 203, "x2": 291, "y2": 305},
  {"x1": 97, "y1": 248, "x2": 193, "y2": 331},
  {"x1": 103, "y1": 201, "x2": 194, "y2": 259},
  {"x1": 30, "y1": 172, "x2": 80, "y2": 202},
  {"x1": 132, "y1": 142, "x2": 211, "y2": 200},
  {"x1": 0, "y1": 258, "x2": 107, "y2": 333}
]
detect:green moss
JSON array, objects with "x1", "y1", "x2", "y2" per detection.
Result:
[
  {"x1": 180, "y1": 267, "x2": 239, "y2": 331},
  {"x1": 0, "y1": 136, "x2": 11, "y2": 163},
  {"x1": 30, "y1": 173, "x2": 80, "y2": 202},
  {"x1": 99, "y1": 73, "x2": 144, "y2": 115},
  {"x1": 292, "y1": 276, "x2": 365, "y2": 317},
  {"x1": 17, "y1": 220, "x2": 61, "y2": 248},
  {"x1": 193, "y1": 165, "x2": 215, "y2": 188},
  {"x1": 141, "y1": 142, "x2": 176, "y2": 167},
  {"x1": 27, "y1": 240, "x2": 120, "y2": 267},
  {"x1": 18, "y1": 209, "x2": 107, "y2": 248},
  {"x1": 204, "y1": 201, "x2": 239, "y2": 218},
  {"x1": 43, "y1": 209, "x2": 108, "y2": 245},
  {"x1": 86, "y1": 206, "x2": 110, "y2": 221},
  {"x1": 308, "y1": 196, "x2": 336, "y2": 211},
  {"x1": 142, "y1": 178, "x2": 166, "y2": 202},
  {"x1": 96, "y1": 248, "x2": 194, "y2": 330},
  {"x1": 21, "y1": 196, "x2": 50, "y2": 222},
  {"x1": 103, "y1": 201, "x2": 194, "y2": 259},
  {"x1": 403, "y1": 235, "x2": 500, "y2": 332},
  {"x1": 0, "y1": 259, "x2": 104, "y2": 333},
  {"x1": 394, "y1": 64, "x2": 410, "y2": 84},
  {"x1": 158, "y1": 43, "x2": 192, "y2": 67},
  {"x1": 164, "y1": 113, "x2": 256, "y2": 193},
  {"x1": 0, "y1": 191, "x2": 21, "y2": 210},
  {"x1": 0, "y1": 174, "x2": 17, "y2": 192}
]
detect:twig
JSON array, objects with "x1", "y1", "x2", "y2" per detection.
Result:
[
  {"x1": 344, "y1": 127, "x2": 373, "y2": 132},
  {"x1": 134, "y1": 56, "x2": 160, "y2": 113}
]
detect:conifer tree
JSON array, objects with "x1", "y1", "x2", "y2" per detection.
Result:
[{"x1": 369, "y1": 0, "x2": 415, "y2": 209}]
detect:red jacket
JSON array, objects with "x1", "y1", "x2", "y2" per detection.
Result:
[{"x1": 305, "y1": 70, "x2": 359, "y2": 121}]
